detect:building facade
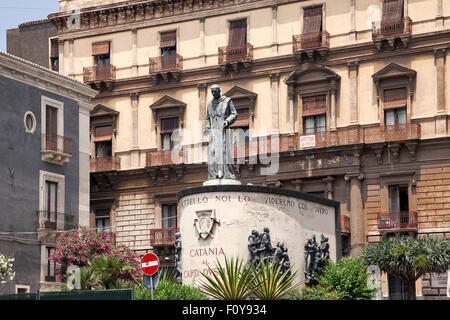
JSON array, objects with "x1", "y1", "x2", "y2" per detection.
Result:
[
  {"x1": 48, "y1": 0, "x2": 450, "y2": 299},
  {"x1": 0, "y1": 51, "x2": 97, "y2": 294}
]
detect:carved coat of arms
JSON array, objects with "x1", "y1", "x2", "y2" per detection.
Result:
[{"x1": 194, "y1": 210, "x2": 220, "y2": 240}]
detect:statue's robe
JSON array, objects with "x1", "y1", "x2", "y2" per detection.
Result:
[{"x1": 204, "y1": 95, "x2": 238, "y2": 180}]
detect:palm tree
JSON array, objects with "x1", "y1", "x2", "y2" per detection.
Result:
[{"x1": 362, "y1": 236, "x2": 450, "y2": 300}]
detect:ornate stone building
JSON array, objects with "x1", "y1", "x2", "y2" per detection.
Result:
[{"x1": 48, "y1": 0, "x2": 450, "y2": 299}]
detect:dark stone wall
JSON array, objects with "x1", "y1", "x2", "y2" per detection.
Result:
[{"x1": 0, "y1": 74, "x2": 79, "y2": 294}]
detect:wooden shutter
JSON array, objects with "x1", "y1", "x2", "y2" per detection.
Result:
[
  {"x1": 231, "y1": 108, "x2": 250, "y2": 128},
  {"x1": 50, "y1": 39, "x2": 59, "y2": 58},
  {"x1": 94, "y1": 125, "x2": 113, "y2": 142},
  {"x1": 92, "y1": 41, "x2": 110, "y2": 55},
  {"x1": 161, "y1": 117, "x2": 179, "y2": 134},
  {"x1": 228, "y1": 19, "x2": 247, "y2": 47},
  {"x1": 302, "y1": 95, "x2": 327, "y2": 116},
  {"x1": 303, "y1": 6, "x2": 323, "y2": 34},
  {"x1": 382, "y1": 0, "x2": 404, "y2": 20},
  {"x1": 160, "y1": 31, "x2": 177, "y2": 48},
  {"x1": 383, "y1": 88, "x2": 407, "y2": 109}
]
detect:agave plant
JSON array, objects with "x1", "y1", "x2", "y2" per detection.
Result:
[
  {"x1": 250, "y1": 259, "x2": 300, "y2": 300},
  {"x1": 197, "y1": 256, "x2": 256, "y2": 300}
]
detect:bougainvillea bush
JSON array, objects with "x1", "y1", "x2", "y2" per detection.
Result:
[
  {"x1": 0, "y1": 253, "x2": 15, "y2": 284},
  {"x1": 49, "y1": 227, "x2": 141, "y2": 284}
]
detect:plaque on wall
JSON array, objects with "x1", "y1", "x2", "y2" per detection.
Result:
[{"x1": 430, "y1": 271, "x2": 448, "y2": 288}]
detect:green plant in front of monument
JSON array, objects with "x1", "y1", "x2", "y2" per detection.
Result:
[
  {"x1": 313, "y1": 257, "x2": 376, "y2": 300},
  {"x1": 290, "y1": 284, "x2": 344, "y2": 300},
  {"x1": 198, "y1": 256, "x2": 257, "y2": 300},
  {"x1": 250, "y1": 258, "x2": 301, "y2": 300},
  {"x1": 362, "y1": 236, "x2": 450, "y2": 300}
]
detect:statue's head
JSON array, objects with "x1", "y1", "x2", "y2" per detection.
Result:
[
  {"x1": 211, "y1": 84, "x2": 221, "y2": 99},
  {"x1": 251, "y1": 229, "x2": 259, "y2": 237},
  {"x1": 175, "y1": 232, "x2": 181, "y2": 238},
  {"x1": 263, "y1": 227, "x2": 270, "y2": 233}
]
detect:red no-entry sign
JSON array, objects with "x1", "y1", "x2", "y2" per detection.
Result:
[{"x1": 141, "y1": 253, "x2": 159, "y2": 276}]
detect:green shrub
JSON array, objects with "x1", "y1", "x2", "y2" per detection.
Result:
[
  {"x1": 315, "y1": 258, "x2": 375, "y2": 300},
  {"x1": 291, "y1": 285, "x2": 343, "y2": 300},
  {"x1": 135, "y1": 279, "x2": 207, "y2": 300}
]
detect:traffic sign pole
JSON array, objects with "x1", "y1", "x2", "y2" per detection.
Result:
[{"x1": 141, "y1": 253, "x2": 160, "y2": 300}]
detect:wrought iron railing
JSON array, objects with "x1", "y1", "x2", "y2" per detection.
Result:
[
  {"x1": 149, "y1": 54, "x2": 183, "y2": 73},
  {"x1": 42, "y1": 133, "x2": 72, "y2": 155},
  {"x1": 145, "y1": 149, "x2": 184, "y2": 167},
  {"x1": 218, "y1": 43, "x2": 253, "y2": 64},
  {"x1": 377, "y1": 211, "x2": 418, "y2": 230},
  {"x1": 293, "y1": 31, "x2": 330, "y2": 52},
  {"x1": 299, "y1": 127, "x2": 361, "y2": 149},
  {"x1": 83, "y1": 64, "x2": 116, "y2": 83},
  {"x1": 37, "y1": 211, "x2": 65, "y2": 230},
  {"x1": 372, "y1": 17, "x2": 412, "y2": 38},
  {"x1": 363, "y1": 124, "x2": 420, "y2": 144},
  {"x1": 150, "y1": 228, "x2": 179, "y2": 246},
  {"x1": 90, "y1": 157, "x2": 121, "y2": 172}
]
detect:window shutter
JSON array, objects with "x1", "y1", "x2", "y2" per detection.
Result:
[
  {"x1": 302, "y1": 95, "x2": 327, "y2": 116},
  {"x1": 160, "y1": 31, "x2": 177, "y2": 48},
  {"x1": 303, "y1": 6, "x2": 323, "y2": 34},
  {"x1": 161, "y1": 117, "x2": 179, "y2": 134},
  {"x1": 94, "y1": 125, "x2": 113, "y2": 142},
  {"x1": 230, "y1": 108, "x2": 250, "y2": 128},
  {"x1": 50, "y1": 39, "x2": 59, "y2": 58},
  {"x1": 228, "y1": 19, "x2": 247, "y2": 47},
  {"x1": 92, "y1": 41, "x2": 110, "y2": 55},
  {"x1": 382, "y1": 0, "x2": 404, "y2": 20},
  {"x1": 383, "y1": 88, "x2": 407, "y2": 109}
]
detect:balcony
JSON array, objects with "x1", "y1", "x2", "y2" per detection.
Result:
[
  {"x1": 150, "y1": 228, "x2": 179, "y2": 247},
  {"x1": 299, "y1": 127, "x2": 362, "y2": 150},
  {"x1": 83, "y1": 64, "x2": 116, "y2": 90},
  {"x1": 41, "y1": 133, "x2": 72, "y2": 165},
  {"x1": 90, "y1": 157, "x2": 121, "y2": 173},
  {"x1": 145, "y1": 149, "x2": 184, "y2": 167},
  {"x1": 37, "y1": 211, "x2": 65, "y2": 231},
  {"x1": 293, "y1": 31, "x2": 330, "y2": 62},
  {"x1": 372, "y1": 17, "x2": 412, "y2": 50},
  {"x1": 377, "y1": 211, "x2": 418, "y2": 233},
  {"x1": 218, "y1": 43, "x2": 253, "y2": 72},
  {"x1": 149, "y1": 54, "x2": 183, "y2": 83},
  {"x1": 363, "y1": 124, "x2": 420, "y2": 144}
]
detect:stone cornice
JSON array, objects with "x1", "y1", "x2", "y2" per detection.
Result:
[
  {"x1": 49, "y1": 0, "x2": 301, "y2": 39},
  {"x1": 0, "y1": 51, "x2": 98, "y2": 103}
]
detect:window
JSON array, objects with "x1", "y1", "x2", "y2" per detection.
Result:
[
  {"x1": 45, "y1": 105, "x2": 58, "y2": 151},
  {"x1": 162, "y1": 204, "x2": 177, "y2": 229},
  {"x1": 24, "y1": 111, "x2": 36, "y2": 134},
  {"x1": 384, "y1": 88, "x2": 407, "y2": 127},
  {"x1": 44, "y1": 181, "x2": 58, "y2": 230},
  {"x1": 228, "y1": 19, "x2": 247, "y2": 47},
  {"x1": 94, "y1": 125, "x2": 113, "y2": 158},
  {"x1": 231, "y1": 107, "x2": 250, "y2": 143},
  {"x1": 388, "y1": 274, "x2": 408, "y2": 300},
  {"x1": 50, "y1": 38, "x2": 59, "y2": 72},
  {"x1": 15, "y1": 286, "x2": 30, "y2": 294},
  {"x1": 93, "y1": 42, "x2": 111, "y2": 66},
  {"x1": 95, "y1": 209, "x2": 111, "y2": 233},
  {"x1": 303, "y1": 6, "x2": 323, "y2": 34},
  {"x1": 389, "y1": 185, "x2": 409, "y2": 213},
  {"x1": 302, "y1": 95, "x2": 327, "y2": 134},
  {"x1": 45, "y1": 247, "x2": 56, "y2": 282},
  {"x1": 161, "y1": 117, "x2": 179, "y2": 151},
  {"x1": 160, "y1": 31, "x2": 177, "y2": 68},
  {"x1": 382, "y1": 0, "x2": 404, "y2": 21}
]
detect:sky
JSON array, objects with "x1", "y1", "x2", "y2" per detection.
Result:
[{"x1": 0, "y1": 0, "x2": 60, "y2": 51}]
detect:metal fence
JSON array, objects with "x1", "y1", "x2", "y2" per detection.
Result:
[{"x1": 0, "y1": 288, "x2": 134, "y2": 300}]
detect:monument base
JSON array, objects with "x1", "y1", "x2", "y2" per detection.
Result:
[{"x1": 202, "y1": 179, "x2": 242, "y2": 186}]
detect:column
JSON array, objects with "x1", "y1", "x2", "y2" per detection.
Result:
[
  {"x1": 434, "y1": 48, "x2": 447, "y2": 136},
  {"x1": 270, "y1": 73, "x2": 280, "y2": 134},
  {"x1": 344, "y1": 172, "x2": 365, "y2": 257},
  {"x1": 198, "y1": 84, "x2": 207, "y2": 133},
  {"x1": 130, "y1": 92, "x2": 140, "y2": 168},
  {"x1": 323, "y1": 176, "x2": 335, "y2": 200},
  {"x1": 131, "y1": 28, "x2": 138, "y2": 77},
  {"x1": 271, "y1": 5, "x2": 278, "y2": 54},
  {"x1": 58, "y1": 39, "x2": 65, "y2": 75},
  {"x1": 69, "y1": 38, "x2": 74, "y2": 77},
  {"x1": 349, "y1": 0, "x2": 356, "y2": 41},
  {"x1": 288, "y1": 85, "x2": 295, "y2": 134},
  {"x1": 329, "y1": 79, "x2": 337, "y2": 131},
  {"x1": 348, "y1": 61, "x2": 359, "y2": 125},
  {"x1": 436, "y1": 0, "x2": 444, "y2": 29},
  {"x1": 199, "y1": 18, "x2": 206, "y2": 65}
]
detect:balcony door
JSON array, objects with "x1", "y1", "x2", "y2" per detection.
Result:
[
  {"x1": 46, "y1": 105, "x2": 58, "y2": 151},
  {"x1": 92, "y1": 41, "x2": 111, "y2": 80},
  {"x1": 228, "y1": 19, "x2": 247, "y2": 59},
  {"x1": 160, "y1": 31, "x2": 177, "y2": 69},
  {"x1": 162, "y1": 204, "x2": 177, "y2": 229},
  {"x1": 44, "y1": 181, "x2": 58, "y2": 230}
]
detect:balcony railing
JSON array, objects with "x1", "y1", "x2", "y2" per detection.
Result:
[
  {"x1": 377, "y1": 211, "x2": 418, "y2": 230},
  {"x1": 150, "y1": 228, "x2": 179, "y2": 246},
  {"x1": 218, "y1": 43, "x2": 253, "y2": 64},
  {"x1": 42, "y1": 134, "x2": 72, "y2": 155},
  {"x1": 149, "y1": 54, "x2": 183, "y2": 73},
  {"x1": 363, "y1": 124, "x2": 420, "y2": 144},
  {"x1": 83, "y1": 64, "x2": 116, "y2": 83},
  {"x1": 146, "y1": 149, "x2": 184, "y2": 167},
  {"x1": 293, "y1": 31, "x2": 330, "y2": 52},
  {"x1": 90, "y1": 157, "x2": 121, "y2": 172},
  {"x1": 372, "y1": 17, "x2": 412, "y2": 39},
  {"x1": 299, "y1": 127, "x2": 361, "y2": 150},
  {"x1": 37, "y1": 211, "x2": 65, "y2": 231}
]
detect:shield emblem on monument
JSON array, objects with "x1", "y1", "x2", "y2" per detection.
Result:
[{"x1": 194, "y1": 210, "x2": 220, "y2": 240}]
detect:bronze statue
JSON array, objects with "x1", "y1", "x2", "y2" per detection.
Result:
[
  {"x1": 304, "y1": 234, "x2": 330, "y2": 283},
  {"x1": 203, "y1": 84, "x2": 238, "y2": 180},
  {"x1": 174, "y1": 232, "x2": 182, "y2": 282}
]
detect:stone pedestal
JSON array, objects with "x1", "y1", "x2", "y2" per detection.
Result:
[{"x1": 177, "y1": 185, "x2": 341, "y2": 286}]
